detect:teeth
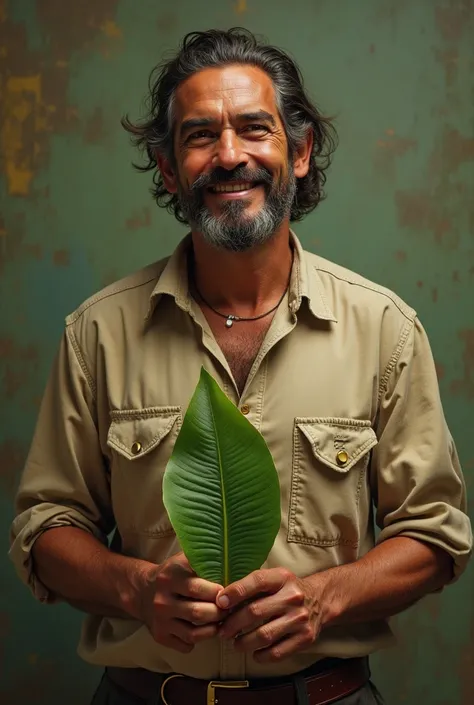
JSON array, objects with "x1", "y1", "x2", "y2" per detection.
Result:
[{"x1": 212, "y1": 183, "x2": 253, "y2": 193}]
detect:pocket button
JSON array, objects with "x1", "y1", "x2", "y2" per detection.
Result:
[
  {"x1": 336, "y1": 449, "x2": 349, "y2": 467},
  {"x1": 131, "y1": 441, "x2": 142, "y2": 455}
]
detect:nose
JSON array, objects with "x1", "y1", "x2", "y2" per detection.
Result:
[{"x1": 213, "y1": 128, "x2": 249, "y2": 171}]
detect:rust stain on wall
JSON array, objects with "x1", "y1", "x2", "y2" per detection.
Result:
[
  {"x1": 438, "y1": 128, "x2": 474, "y2": 173},
  {"x1": 395, "y1": 190, "x2": 454, "y2": 246},
  {"x1": 0, "y1": 0, "x2": 120, "y2": 196},
  {"x1": 451, "y1": 329, "x2": 474, "y2": 399},
  {"x1": 234, "y1": 0, "x2": 248, "y2": 15},
  {"x1": 435, "y1": 0, "x2": 472, "y2": 42},
  {"x1": 394, "y1": 250, "x2": 407, "y2": 262},
  {"x1": 374, "y1": 133, "x2": 417, "y2": 181},
  {"x1": 0, "y1": 212, "x2": 47, "y2": 276},
  {"x1": 434, "y1": 361, "x2": 446, "y2": 380},
  {"x1": 0, "y1": 439, "x2": 26, "y2": 497},
  {"x1": 394, "y1": 124, "x2": 473, "y2": 248},
  {"x1": 83, "y1": 107, "x2": 105, "y2": 144},
  {"x1": 1, "y1": 337, "x2": 39, "y2": 407},
  {"x1": 125, "y1": 206, "x2": 151, "y2": 230},
  {"x1": 53, "y1": 249, "x2": 69, "y2": 266},
  {"x1": 434, "y1": 48, "x2": 459, "y2": 88}
]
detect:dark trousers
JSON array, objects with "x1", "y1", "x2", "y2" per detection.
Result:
[{"x1": 90, "y1": 670, "x2": 385, "y2": 705}]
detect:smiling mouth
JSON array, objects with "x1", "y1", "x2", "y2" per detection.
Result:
[{"x1": 207, "y1": 182, "x2": 260, "y2": 194}]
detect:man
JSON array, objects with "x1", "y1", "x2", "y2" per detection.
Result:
[{"x1": 9, "y1": 27, "x2": 472, "y2": 705}]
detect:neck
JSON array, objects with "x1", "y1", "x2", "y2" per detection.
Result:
[{"x1": 190, "y1": 222, "x2": 293, "y2": 317}]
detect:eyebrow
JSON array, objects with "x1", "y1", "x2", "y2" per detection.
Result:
[{"x1": 179, "y1": 110, "x2": 276, "y2": 136}]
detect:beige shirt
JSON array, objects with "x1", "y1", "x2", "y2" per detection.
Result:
[{"x1": 9, "y1": 233, "x2": 472, "y2": 680}]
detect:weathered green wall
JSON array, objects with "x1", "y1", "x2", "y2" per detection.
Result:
[{"x1": 1, "y1": 1, "x2": 473, "y2": 702}]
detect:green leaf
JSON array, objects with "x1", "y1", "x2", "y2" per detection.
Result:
[{"x1": 163, "y1": 367, "x2": 280, "y2": 586}]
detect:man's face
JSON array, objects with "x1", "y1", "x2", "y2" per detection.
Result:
[{"x1": 166, "y1": 65, "x2": 297, "y2": 251}]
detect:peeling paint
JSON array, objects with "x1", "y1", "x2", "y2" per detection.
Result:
[
  {"x1": 0, "y1": 0, "x2": 119, "y2": 196},
  {"x1": 395, "y1": 190, "x2": 454, "y2": 246},
  {"x1": 374, "y1": 133, "x2": 417, "y2": 180},
  {"x1": 451, "y1": 329, "x2": 474, "y2": 399}
]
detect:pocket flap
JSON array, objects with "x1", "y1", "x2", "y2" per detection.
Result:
[
  {"x1": 107, "y1": 407, "x2": 181, "y2": 461},
  {"x1": 296, "y1": 418, "x2": 377, "y2": 473}
]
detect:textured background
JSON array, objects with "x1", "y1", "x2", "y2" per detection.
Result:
[{"x1": 1, "y1": 1, "x2": 473, "y2": 703}]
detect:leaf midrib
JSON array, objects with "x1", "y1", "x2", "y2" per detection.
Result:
[{"x1": 208, "y1": 386, "x2": 229, "y2": 586}]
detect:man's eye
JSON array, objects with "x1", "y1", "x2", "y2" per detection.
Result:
[
  {"x1": 188, "y1": 130, "x2": 214, "y2": 141},
  {"x1": 243, "y1": 124, "x2": 270, "y2": 133}
]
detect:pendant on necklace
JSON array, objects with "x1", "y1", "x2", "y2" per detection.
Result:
[{"x1": 225, "y1": 315, "x2": 234, "y2": 328}]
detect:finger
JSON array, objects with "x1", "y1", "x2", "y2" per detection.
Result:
[
  {"x1": 253, "y1": 630, "x2": 315, "y2": 663},
  {"x1": 233, "y1": 612, "x2": 305, "y2": 653},
  {"x1": 219, "y1": 593, "x2": 285, "y2": 639},
  {"x1": 174, "y1": 599, "x2": 227, "y2": 625},
  {"x1": 178, "y1": 576, "x2": 224, "y2": 602},
  {"x1": 172, "y1": 619, "x2": 220, "y2": 645},
  {"x1": 216, "y1": 569, "x2": 290, "y2": 610}
]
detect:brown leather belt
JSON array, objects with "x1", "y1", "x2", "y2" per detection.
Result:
[{"x1": 107, "y1": 657, "x2": 370, "y2": 705}]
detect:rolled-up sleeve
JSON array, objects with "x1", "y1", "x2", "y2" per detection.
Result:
[
  {"x1": 9, "y1": 325, "x2": 115, "y2": 601},
  {"x1": 372, "y1": 317, "x2": 472, "y2": 579}
]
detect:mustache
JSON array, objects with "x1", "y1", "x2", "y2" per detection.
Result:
[{"x1": 190, "y1": 166, "x2": 273, "y2": 191}]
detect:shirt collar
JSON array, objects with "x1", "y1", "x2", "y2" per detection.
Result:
[
  {"x1": 288, "y1": 231, "x2": 337, "y2": 322},
  {"x1": 145, "y1": 231, "x2": 337, "y2": 323}
]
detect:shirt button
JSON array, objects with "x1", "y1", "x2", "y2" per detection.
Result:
[
  {"x1": 336, "y1": 450, "x2": 349, "y2": 467},
  {"x1": 131, "y1": 441, "x2": 142, "y2": 455},
  {"x1": 240, "y1": 404, "x2": 250, "y2": 415}
]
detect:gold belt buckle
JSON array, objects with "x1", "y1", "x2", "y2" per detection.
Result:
[{"x1": 207, "y1": 680, "x2": 250, "y2": 705}]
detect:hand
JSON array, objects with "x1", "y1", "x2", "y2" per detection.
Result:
[
  {"x1": 138, "y1": 552, "x2": 227, "y2": 653},
  {"x1": 216, "y1": 568, "x2": 324, "y2": 663}
]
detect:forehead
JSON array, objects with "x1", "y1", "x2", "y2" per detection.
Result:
[{"x1": 174, "y1": 65, "x2": 278, "y2": 119}]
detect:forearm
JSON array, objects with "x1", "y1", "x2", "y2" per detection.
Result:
[
  {"x1": 32, "y1": 527, "x2": 155, "y2": 619},
  {"x1": 316, "y1": 536, "x2": 453, "y2": 628}
]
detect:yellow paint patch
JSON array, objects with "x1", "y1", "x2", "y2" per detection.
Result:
[
  {"x1": 0, "y1": 75, "x2": 44, "y2": 196},
  {"x1": 234, "y1": 0, "x2": 247, "y2": 15},
  {"x1": 102, "y1": 19, "x2": 122, "y2": 38},
  {"x1": 385, "y1": 128, "x2": 395, "y2": 136}
]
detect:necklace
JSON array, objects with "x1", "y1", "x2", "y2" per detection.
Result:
[{"x1": 193, "y1": 253, "x2": 294, "y2": 329}]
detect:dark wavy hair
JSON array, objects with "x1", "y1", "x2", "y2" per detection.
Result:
[{"x1": 122, "y1": 28, "x2": 338, "y2": 224}]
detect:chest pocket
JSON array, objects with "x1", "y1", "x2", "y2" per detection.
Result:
[
  {"x1": 107, "y1": 407, "x2": 181, "y2": 536},
  {"x1": 289, "y1": 418, "x2": 378, "y2": 548}
]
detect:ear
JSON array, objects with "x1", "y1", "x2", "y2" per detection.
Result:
[
  {"x1": 156, "y1": 151, "x2": 178, "y2": 194},
  {"x1": 292, "y1": 128, "x2": 313, "y2": 179}
]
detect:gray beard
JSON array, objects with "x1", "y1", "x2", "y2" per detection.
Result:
[{"x1": 177, "y1": 169, "x2": 297, "y2": 252}]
